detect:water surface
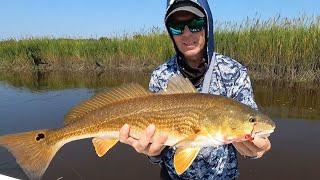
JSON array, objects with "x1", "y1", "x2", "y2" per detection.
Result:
[{"x1": 0, "y1": 71, "x2": 319, "y2": 180}]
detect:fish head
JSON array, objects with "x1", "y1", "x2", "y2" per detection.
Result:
[
  {"x1": 250, "y1": 112, "x2": 276, "y2": 139},
  {"x1": 221, "y1": 110, "x2": 276, "y2": 142},
  {"x1": 204, "y1": 105, "x2": 276, "y2": 143}
]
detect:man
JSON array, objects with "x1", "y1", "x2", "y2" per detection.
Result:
[{"x1": 119, "y1": 0, "x2": 271, "y2": 179}]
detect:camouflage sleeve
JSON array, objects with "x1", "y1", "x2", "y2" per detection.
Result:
[
  {"x1": 149, "y1": 71, "x2": 163, "y2": 93},
  {"x1": 231, "y1": 67, "x2": 258, "y2": 110},
  {"x1": 149, "y1": 67, "x2": 172, "y2": 93}
]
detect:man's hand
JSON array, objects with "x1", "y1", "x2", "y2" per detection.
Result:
[
  {"x1": 233, "y1": 137, "x2": 271, "y2": 158},
  {"x1": 119, "y1": 124, "x2": 168, "y2": 156}
]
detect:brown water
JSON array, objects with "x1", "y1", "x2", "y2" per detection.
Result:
[{"x1": 0, "y1": 71, "x2": 319, "y2": 180}]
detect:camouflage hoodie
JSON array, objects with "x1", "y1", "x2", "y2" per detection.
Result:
[{"x1": 149, "y1": 0, "x2": 258, "y2": 179}]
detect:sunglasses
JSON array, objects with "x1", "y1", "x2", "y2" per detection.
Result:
[{"x1": 167, "y1": 17, "x2": 206, "y2": 36}]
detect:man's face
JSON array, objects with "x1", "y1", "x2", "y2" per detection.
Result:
[{"x1": 169, "y1": 11, "x2": 206, "y2": 61}]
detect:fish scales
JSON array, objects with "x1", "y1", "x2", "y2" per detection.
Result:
[{"x1": 49, "y1": 93, "x2": 210, "y2": 145}]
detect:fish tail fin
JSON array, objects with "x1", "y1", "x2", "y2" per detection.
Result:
[{"x1": 0, "y1": 129, "x2": 62, "y2": 180}]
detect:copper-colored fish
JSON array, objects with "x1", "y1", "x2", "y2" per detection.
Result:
[{"x1": 0, "y1": 75, "x2": 275, "y2": 179}]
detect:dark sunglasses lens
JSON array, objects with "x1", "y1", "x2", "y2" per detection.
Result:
[
  {"x1": 169, "y1": 27, "x2": 183, "y2": 35},
  {"x1": 188, "y1": 18, "x2": 206, "y2": 33},
  {"x1": 168, "y1": 22, "x2": 185, "y2": 35},
  {"x1": 168, "y1": 18, "x2": 206, "y2": 35}
]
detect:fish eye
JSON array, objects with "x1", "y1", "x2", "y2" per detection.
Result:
[{"x1": 249, "y1": 117, "x2": 257, "y2": 123}]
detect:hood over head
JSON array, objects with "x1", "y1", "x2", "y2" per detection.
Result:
[
  {"x1": 166, "y1": 2, "x2": 205, "y2": 21},
  {"x1": 165, "y1": 0, "x2": 214, "y2": 87}
]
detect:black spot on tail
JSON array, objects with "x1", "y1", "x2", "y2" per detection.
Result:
[{"x1": 36, "y1": 133, "x2": 45, "y2": 141}]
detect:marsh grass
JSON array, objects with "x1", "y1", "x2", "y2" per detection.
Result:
[
  {"x1": 0, "y1": 16, "x2": 319, "y2": 81},
  {"x1": 0, "y1": 28, "x2": 174, "y2": 71},
  {"x1": 215, "y1": 15, "x2": 320, "y2": 81}
]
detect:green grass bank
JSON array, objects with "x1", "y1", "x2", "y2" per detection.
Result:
[{"x1": 0, "y1": 16, "x2": 319, "y2": 82}]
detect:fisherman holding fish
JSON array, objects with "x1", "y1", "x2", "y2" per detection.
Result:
[
  {"x1": 119, "y1": 0, "x2": 272, "y2": 179},
  {"x1": 0, "y1": 0, "x2": 274, "y2": 179}
]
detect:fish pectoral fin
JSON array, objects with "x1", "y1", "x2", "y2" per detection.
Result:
[
  {"x1": 92, "y1": 138, "x2": 118, "y2": 157},
  {"x1": 174, "y1": 129, "x2": 210, "y2": 148},
  {"x1": 173, "y1": 147, "x2": 201, "y2": 175},
  {"x1": 174, "y1": 134, "x2": 197, "y2": 147}
]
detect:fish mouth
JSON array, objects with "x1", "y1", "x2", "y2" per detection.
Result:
[
  {"x1": 253, "y1": 129, "x2": 274, "y2": 138},
  {"x1": 251, "y1": 121, "x2": 275, "y2": 139}
]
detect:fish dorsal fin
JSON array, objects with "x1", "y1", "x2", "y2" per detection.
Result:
[
  {"x1": 162, "y1": 75, "x2": 197, "y2": 94},
  {"x1": 64, "y1": 83, "x2": 150, "y2": 125}
]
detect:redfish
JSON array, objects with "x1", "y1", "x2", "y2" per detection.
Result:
[{"x1": 0, "y1": 75, "x2": 275, "y2": 179}]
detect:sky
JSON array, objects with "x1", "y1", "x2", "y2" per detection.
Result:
[{"x1": 0, "y1": 0, "x2": 319, "y2": 40}]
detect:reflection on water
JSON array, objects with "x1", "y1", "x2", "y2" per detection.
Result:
[
  {"x1": 0, "y1": 70, "x2": 319, "y2": 180},
  {"x1": 0, "y1": 70, "x2": 150, "y2": 91},
  {"x1": 254, "y1": 80, "x2": 320, "y2": 120},
  {"x1": 0, "y1": 70, "x2": 319, "y2": 120}
]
